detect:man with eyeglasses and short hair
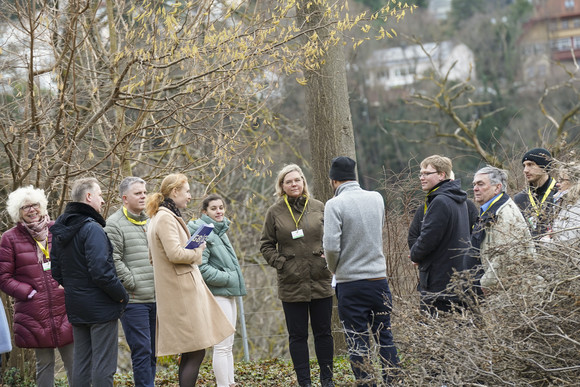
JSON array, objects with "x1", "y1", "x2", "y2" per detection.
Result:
[{"x1": 409, "y1": 155, "x2": 471, "y2": 316}]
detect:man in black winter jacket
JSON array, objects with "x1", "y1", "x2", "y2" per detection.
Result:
[
  {"x1": 409, "y1": 155, "x2": 471, "y2": 316},
  {"x1": 513, "y1": 147, "x2": 557, "y2": 237},
  {"x1": 51, "y1": 177, "x2": 129, "y2": 387},
  {"x1": 408, "y1": 171, "x2": 478, "y2": 249}
]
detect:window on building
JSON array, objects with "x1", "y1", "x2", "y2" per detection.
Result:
[
  {"x1": 562, "y1": 19, "x2": 569, "y2": 29},
  {"x1": 394, "y1": 68, "x2": 410, "y2": 77},
  {"x1": 551, "y1": 38, "x2": 572, "y2": 51},
  {"x1": 574, "y1": 18, "x2": 580, "y2": 28},
  {"x1": 564, "y1": 0, "x2": 575, "y2": 10}
]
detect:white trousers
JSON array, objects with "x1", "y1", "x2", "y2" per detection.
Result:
[{"x1": 213, "y1": 296, "x2": 237, "y2": 387}]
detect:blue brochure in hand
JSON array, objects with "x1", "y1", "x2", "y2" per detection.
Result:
[{"x1": 185, "y1": 223, "x2": 214, "y2": 249}]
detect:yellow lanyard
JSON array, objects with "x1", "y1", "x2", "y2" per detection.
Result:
[
  {"x1": 527, "y1": 179, "x2": 556, "y2": 217},
  {"x1": 123, "y1": 207, "x2": 147, "y2": 226},
  {"x1": 423, "y1": 186, "x2": 440, "y2": 215},
  {"x1": 35, "y1": 238, "x2": 50, "y2": 261},
  {"x1": 284, "y1": 195, "x2": 309, "y2": 230},
  {"x1": 480, "y1": 193, "x2": 503, "y2": 217}
]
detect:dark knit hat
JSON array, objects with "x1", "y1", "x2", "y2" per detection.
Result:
[
  {"x1": 329, "y1": 156, "x2": 357, "y2": 181},
  {"x1": 522, "y1": 148, "x2": 552, "y2": 169}
]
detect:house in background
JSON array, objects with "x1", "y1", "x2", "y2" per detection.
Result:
[
  {"x1": 520, "y1": 0, "x2": 580, "y2": 82},
  {"x1": 364, "y1": 41, "x2": 475, "y2": 93},
  {"x1": 428, "y1": 0, "x2": 453, "y2": 20}
]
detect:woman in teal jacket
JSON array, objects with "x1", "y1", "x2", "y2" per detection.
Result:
[{"x1": 188, "y1": 194, "x2": 246, "y2": 387}]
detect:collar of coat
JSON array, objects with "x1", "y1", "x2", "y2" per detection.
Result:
[
  {"x1": 64, "y1": 202, "x2": 106, "y2": 227},
  {"x1": 200, "y1": 213, "x2": 230, "y2": 236},
  {"x1": 334, "y1": 181, "x2": 360, "y2": 196},
  {"x1": 530, "y1": 176, "x2": 555, "y2": 198},
  {"x1": 471, "y1": 193, "x2": 511, "y2": 247}
]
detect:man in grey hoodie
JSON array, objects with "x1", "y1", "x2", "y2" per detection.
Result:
[{"x1": 323, "y1": 156, "x2": 399, "y2": 387}]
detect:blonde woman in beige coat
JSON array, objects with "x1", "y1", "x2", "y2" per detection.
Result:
[{"x1": 146, "y1": 174, "x2": 234, "y2": 386}]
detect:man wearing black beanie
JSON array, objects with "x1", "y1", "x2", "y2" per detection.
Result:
[
  {"x1": 513, "y1": 147, "x2": 558, "y2": 236},
  {"x1": 323, "y1": 156, "x2": 400, "y2": 385}
]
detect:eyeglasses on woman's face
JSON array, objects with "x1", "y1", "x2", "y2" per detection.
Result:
[
  {"x1": 418, "y1": 171, "x2": 438, "y2": 179},
  {"x1": 20, "y1": 203, "x2": 40, "y2": 212}
]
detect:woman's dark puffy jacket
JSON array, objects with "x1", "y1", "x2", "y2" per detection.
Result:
[{"x1": 0, "y1": 222, "x2": 73, "y2": 348}]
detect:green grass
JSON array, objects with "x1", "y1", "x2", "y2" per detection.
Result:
[{"x1": 112, "y1": 356, "x2": 356, "y2": 386}]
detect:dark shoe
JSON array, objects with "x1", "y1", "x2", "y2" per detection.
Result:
[{"x1": 321, "y1": 379, "x2": 334, "y2": 387}]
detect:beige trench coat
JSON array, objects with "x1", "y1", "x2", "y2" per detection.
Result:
[
  {"x1": 480, "y1": 198, "x2": 536, "y2": 288},
  {"x1": 147, "y1": 207, "x2": 235, "y2": 356}
]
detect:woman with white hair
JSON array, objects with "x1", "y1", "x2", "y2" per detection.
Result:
[{"x1": 0, "y1": 186, "x2": 73, "y2": 386}]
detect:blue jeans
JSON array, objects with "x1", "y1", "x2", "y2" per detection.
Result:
[
  {"x1": 120, "y1": 303, "x2": 157, "y2": 387},
  {"x1": 72, "y1": 320, "x2": 119, "y2": 387},
  {"x1": 282, "y1": 297, "x2": 334, "y2": 385},
  {"x1": 336, "y1": 279, "x2": 399, "y2": 387}
]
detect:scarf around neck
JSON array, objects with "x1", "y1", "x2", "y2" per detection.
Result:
[
  {"x1": 20, "y1": 214, "x2": 51, "y2": 241},
  {"x1": 161, "y1": 198, "x2": 182, "y2": 218}
]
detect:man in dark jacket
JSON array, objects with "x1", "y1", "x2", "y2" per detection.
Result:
[
  {"x1": 408, "y1": 171, "x2": 478, "y2": 249},
  {"x1": 409, "y1": 155, "x2": 470, "y2": 316},
  {"x1": 513, "y1": 147, "x2": 557, "y2": 237},
  {"x1": 51, "y1": 177, "x2": 129, "y2": 387}
]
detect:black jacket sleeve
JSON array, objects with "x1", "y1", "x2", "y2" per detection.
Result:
[
  {"x1": 410, "y1": 198, "x2": 450, "y2": 264},
  {"x1": 407, "y1": 204, "x2": 424, "y2": 250},
  {"x1": 83, "y1": 223, "x2": 129, "y2": 304}
]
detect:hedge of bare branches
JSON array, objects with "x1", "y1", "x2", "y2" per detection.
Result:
[{"x1": 383, "y1": 170, "x2": 580, "y2": 386}]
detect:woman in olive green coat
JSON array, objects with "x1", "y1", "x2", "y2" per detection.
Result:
[{"x1": 260, "y1": 164, "x2": 334, "y2": 387}]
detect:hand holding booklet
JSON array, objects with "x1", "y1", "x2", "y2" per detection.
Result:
[{"x1": 185, "y1": 223, "x2": 214, "y2": 249}]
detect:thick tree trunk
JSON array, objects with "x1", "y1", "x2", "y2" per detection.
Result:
[
  {"x1": 297, "y1": 1, "x2": 356, "y2": 355},
  {"x1": 297, "y1": 4, "x2": 356, "y2": 202}
]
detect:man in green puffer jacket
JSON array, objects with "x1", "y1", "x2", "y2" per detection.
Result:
[{"x1": 105, "y1": 177, "x2": 156, "y2": 387}]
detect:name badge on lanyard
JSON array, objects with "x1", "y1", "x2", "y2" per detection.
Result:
[
  {"x1": 36, "y1": 239, "x2": 51, "y2": 271},
  {"x1": 285, "y1": 195, "x2": 309, "y2": 240},
  {"x1": 291, "y1": 229, "x2": 304, "y2": 239}
]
